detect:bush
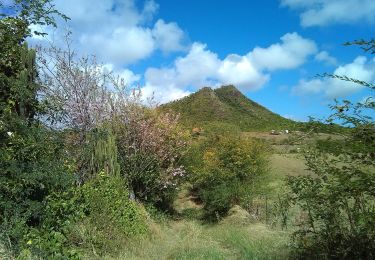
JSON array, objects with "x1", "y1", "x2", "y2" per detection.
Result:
[
  {"x1": 316, "y1": 137, "x2": 372, "y2": 155},
  {"x1": 83, "y1": 172, "x2": 148, "y2": 236},
  {"x1": 287, "y1": 148, "x2": 375, "y2": 259},
  {"x1": 20, "y1": 189, "x2": 84, "y2": 259},
  {"x1": 0, "y1": 119, "x2": 80, "y2": 257},
  {"x1": 75, "y1": 172, "x2": 148, "y2": 255},
  {"x1": 190, "y1": 135, "x2": 269, "y2": 220},
  {"x1": 286, "y1": 38, "x2": 375, "y2": 259},
  {"x1": 115, "y1": 110, "x2": 188, "y2": 210}
]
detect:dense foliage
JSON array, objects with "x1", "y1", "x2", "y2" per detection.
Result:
[
  {"x1": 72, "y1": 172, "x2": 147, "y2": 256},
  {"x1": 0, "y1": 1, "x2": 187, "y2": 258},
  {"x1": 188, "y1": 135, "x2": 269, "y2": 220},
  {"x1": 0, "y1": 1, "x2": 79, "y2": 257},
  {"x1": 115, "y1": 110, "x2": 188, "y2": 209},
  {"x1": 0, "y1": 121, "x2": 79, "y2": 257}
]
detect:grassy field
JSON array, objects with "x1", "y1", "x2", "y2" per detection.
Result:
[{"x1": 269, "y1": 154, "x2": 310, "y2": 177}]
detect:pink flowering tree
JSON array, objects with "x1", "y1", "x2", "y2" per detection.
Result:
[
  {"x1": 38, "y1": 41, "x2": 188, "y2": 207},
  {"x1": 115, "y1": 108, "x2": 188, "y2": 208}
]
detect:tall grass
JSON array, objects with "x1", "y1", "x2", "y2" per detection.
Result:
[{"x1": 89, "y1": 220, "x2": 289, "y2": 260}]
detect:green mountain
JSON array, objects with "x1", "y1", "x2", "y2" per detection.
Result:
[{"x1": 159, "y1": 85, "x2": 297, "y2": 132}]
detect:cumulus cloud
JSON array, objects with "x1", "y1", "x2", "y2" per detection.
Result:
[
  {"x1": 103, "y1": 63, "x2": 141, "y2": 87},
  {"x1": 143, "y1": 32, "x2": 316, "y2": 103},
  {"x1": 141, "y1": 0, "x2": 159, "y2": 22},
  {"x1": 174, "y1": 43, "x2": 221, "y2": 86},
  {"x1": 152, "y1": 19, "x2": 187, "y2": 53},
  {"x1": 26, "y1": 1, "x2": 318, "y2": 104},
  {"x1": 292, "y1": 79, "x2": 324, "y2": 95},
  {"x1": 141, "y1": 84, "x2": 192, "y2": 104},
  {"x1": 281, "y1": 0, "x2": 375, "y2": 27},
  {"x1": 143, "y1": 42, "x2": 221, "y2": 102},
  {"x1": 32, "y1": 0, "x2": 186, "y2": 65},
  {"x1": 80, "y1": 26, "x2": 155, "y2": 65},
  {"x1": 315, "y1": 51, "x2": 338, "y2": 66},
  {"x1": 249, "y1": 32, "x2": 317, "y2": 70},
  {"x1": 292, "y1": 56, "x2": 375, "y2": 98},
  {"x1": 218, "y1": 54, "x2": 269, "y2": 89}
]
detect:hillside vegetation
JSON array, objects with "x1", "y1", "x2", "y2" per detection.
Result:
[{"x1": 160, "y1": 85, "x2": 298, "y2": 132}]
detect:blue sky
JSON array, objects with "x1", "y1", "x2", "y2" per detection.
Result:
[{"x1": 25, "y1": 0, "x2": 375, "y2": 121}]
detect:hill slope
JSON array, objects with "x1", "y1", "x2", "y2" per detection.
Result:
[{"x1": 159, "y1": 85, "x2": 296, "y2": 132}]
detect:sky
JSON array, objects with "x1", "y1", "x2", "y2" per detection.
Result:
[{"x1": 24, "y1": 0, "x2": 375, "y2": 121}]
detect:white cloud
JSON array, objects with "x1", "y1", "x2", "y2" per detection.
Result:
[
  {"x1": 144, "y1": 32, "x2": 316, "y2": 103},
  {"x1": 102, "y1": 63, "x2": 141, "y2": 87},
  {"x1": 218, "y1": 54, "x2": 269, "y2": 90},
  {"x1": 174, "y1": 43, "x2": 221, "y2": 87},
  {"x1": 152, "y1": 19, "x2": 186, "y2": 53},
  {"x1": 141, "y1": 84, "x2": 191, "y2": 104},
  {"x1": 283, "y1": 114, "x2": 304, "y2": 121},
  {"x1": 54, "y1": 0, "x2": 150, "y2": 29},
  {"x1": 80, "y1": 26, "x2": 155, "y2": 65},
  {"x1": 292, "y1": 56, "x2": 375, "y2": 98},
  {"x1": 281, "y1": 0, "x2": 375, "y2": 27},
  {"x1": 292, "y1": 78, "x2": 324, "y2": 95},
  {"x1": 249, "y1": 32, "x2": 317, "y2": 70},
  {"x1": 326, "y1": 56, "x2": 375, "y2": 97},
  {"x1": 32, "y1": 0, "x2": 186, "y2": 66},
  {"x1": 26, "y1": 1, "x2": 318, "y2": 104},
  {"x1": 141, "y1": 0, "x2": 159, "y2": 22},
  {"x1": 315, "y1": 51, "x2": 338, "y2": 66},
  {"x1": 143, "y1": 43, "x2": 221, "y2": 102}
]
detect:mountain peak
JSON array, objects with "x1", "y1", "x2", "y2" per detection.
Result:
[
  {"x1": 217, "y1": 85, "x2": 238, "y2": 91},
  {"x1": 194, "y1": 86, "x2": 216, "y2": 97},
  {"x1": 197, "y1": 86, "x2": 215, "y2": 92},
  {"x1": 160, "y1": 85, "x2": 295, "y2": 131}
]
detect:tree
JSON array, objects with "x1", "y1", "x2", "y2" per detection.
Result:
[
  {"x1": 37, "y1": 40, "x2": 188, "y2": 207},
  {"x1": 0, "y1": 2, "x2": 76, "y2": 257},
  {"x1": 116, "y1": 109, "x2": 188, "y2": 208},
  {"x1": 0, "y1": 0, "x2": 68, "y2": 121},
  {"x1": 286, "y1": 39, "x2": 375, "y2": 259}
]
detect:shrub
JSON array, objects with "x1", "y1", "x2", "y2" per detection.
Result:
[
  {"x1": 286, "y1": 38, "x2": 375, "y2": 259},
  {"x1": 0, "y1": 120, "x2": 78, "y2": 257},
  {"x1": 75, "y1": 126, "x2": 121, "y2": 181},
  {"x1": 84, "y1": 172, "x2": 148, "y2": 235},
  {"x1": 316, "y1": 137, "x2": 372, "y2": 155},
  {"x1": 76, "y1": 172, "x2": 148, "y2": 255},
  {"x1": 287, "y1": 148, "x2": 375, "y2": 259},
  {"x1": 116, "y1": 109, "x2": 188, "y2": 210},
  {"x1": 190, "y1": 135, "x2": 269, "y2": 220},
  {"x1": 20, "y1": 189, "x2": 84, "y2": 259}
]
